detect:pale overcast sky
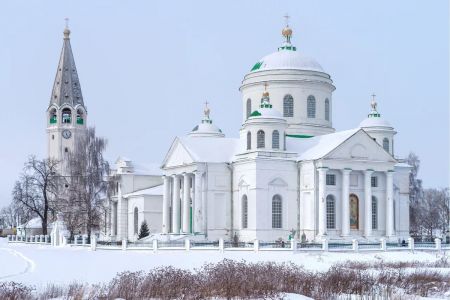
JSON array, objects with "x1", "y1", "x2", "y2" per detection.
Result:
[{"x1": 0, "y1": 0, "x2": 448, "y2": 208}]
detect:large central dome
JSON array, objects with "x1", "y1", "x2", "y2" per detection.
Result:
[{"x1": 251, "y1": 49, "x2": 324, "y2": 73}]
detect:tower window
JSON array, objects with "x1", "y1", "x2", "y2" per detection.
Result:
[
  {"x1": 307, "y1": 95, "x2": 316, "y2": 118},
  {"x1": 272, "y1": 130, "x2": 280, "y2": 149},
  {"x1": 246, "y1": 131, "x2": 251, "y2": 150},
  {"x1": 62, "y1": 108, "x2": 72, "y2": 124},
  {"x1": 49, "y1": 108, "x2": 57, "y2": 124},
  {"x1": 257, "y1": 130, "x2": 265, "y2": 148},
  {"x1": 325, "y1": 98, "x2": 330, "y2": 121},
  {"x1": 246, "y1": 99, "x2": 251, "y2": 119},
  {"x1": 383, "y1": 138, "x2": 390, "y2": 153},
  {"x1": 52, "y1": 135, "x2": 54, "y2": 140},
  {"x1": 283, "y1": 94, "x2": 294, "y2": 117},
  {"x1": 134, "y1": 207, "x2": 139, "y2": 235},
  {"x1": 64, "y1": 147, "x2": 68, "y2": 153},
  {"x1": 76, "y1": 109, "x2": 84, "y2": 125}
]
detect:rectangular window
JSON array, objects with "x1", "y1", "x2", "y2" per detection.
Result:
[
  {"x1": 372, "y1": 199, "x2": 378, "y2": 229},
  {"x1": 371, "y1": 176, "x2": 378, "y2": 187},
  {"x1": 326, "y1": 174, "x2": 336, "y2": 186}
]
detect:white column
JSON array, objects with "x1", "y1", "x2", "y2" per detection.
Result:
[
  {"x1": 201, "y1": 175, "x2": 207, "y2": 234},
  {"x1": 385, "y1": 170, "x2": 394, "y2": 237},
  {"x1": 341, "y1": 169, "x2": 351, "y2": 237},
  {"x1": 193, "y1": 171, "x2": 203, "y2": 233},
  {"x1": 110, "y1": 201, "x2": 116, "y2": 236},
  {"x1": 364, "y1": 170, "x2": 374, "y2": 237},
  {"x1": 171, "y1": 175, "x2": 181, "y2": 234},
  {"x1": 318, "y1": 168, "x2": 327, "y2": 237},
  {"x1": 162, "y1": 176, "x2": 171, "y2": 234},
  {"x1": 182, "y1": 173, "x2": 191, "y2": 233}
]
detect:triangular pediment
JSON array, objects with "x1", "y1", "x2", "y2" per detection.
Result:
[
  {"x1": 161, "y1": 138, "x2": 195, "y2": 169},
  {"x1": 325, "y1": 130, "x2": 395, "y2": 162},
  {"x1": 268, "y1": 177, "x2": 288, "y2": 186}
]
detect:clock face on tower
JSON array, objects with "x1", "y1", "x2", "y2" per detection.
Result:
[{"x1": 62, "y1": 129, "x2": 72, "y2": 139}]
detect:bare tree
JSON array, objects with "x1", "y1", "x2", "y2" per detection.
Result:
[
  {"x1": 67, "y1": 127, "x2": 109, "y2": 239},
  {"x1": 11, "y1": 156, "x2": 61, "y2": 235},
  {"x1": 407, "y1": 152, "x2": 424, "y2": 237}
]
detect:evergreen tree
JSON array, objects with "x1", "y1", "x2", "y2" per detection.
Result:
[{"x1": 138, "y1": 220, "x2": 150, "y2": 239}]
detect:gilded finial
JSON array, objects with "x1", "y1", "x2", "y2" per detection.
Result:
[
  {"x1": 282, "y1": 14, "x2": 292, "y2": 41},
  {"x1": 262, "y1": 82, "x2": 269, "y2": 97},
  {"x1": 63, "y1": 17, "x2": 71, "y2": 39}
]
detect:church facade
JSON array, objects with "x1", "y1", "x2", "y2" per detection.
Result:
[{"x1": 159, "y1": 24, "x2": 411, "y2": 242}]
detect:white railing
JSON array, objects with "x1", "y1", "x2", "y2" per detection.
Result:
[{"x1": 6, "y1": 235, "x2": 448, "y2": 253}]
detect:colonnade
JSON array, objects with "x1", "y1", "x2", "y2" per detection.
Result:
[
  {"x1": 162, "y1": 171, "x2": 205, "y2": 234},
  {"x1": 317, "y1": 168, "x2": 395, "y2": 238}
]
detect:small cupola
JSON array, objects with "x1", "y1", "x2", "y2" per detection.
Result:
[
  {"x1": 359, "y1": 94, "x2": 397, "y2": 155},
  {"x1": 241, "y1": 85, "x2": 288, "y2": 152},
  {"x1": 188, "y1": 102, "x2": 225, "y2": 138}
]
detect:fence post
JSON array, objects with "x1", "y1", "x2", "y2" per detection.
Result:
[
  {"x1": 45, "y1": 235, "x2": 49, "y2": 243},
  {"x1": 254, "y1": 240, "x2": 259, "y2": 253},
  {"x1": 62, "y1": 236, "x2": 67, "y2": 246},
  {"x1": 40, "y1": 235, "x2": 44, "y2": 243},
  {"x1": 408, "y1": 237, "x2": 414, "y2": 252},
  {"x1": 153, "y1": 239, "x2": 158, "y2": 253},
  {"x1": 291, "y1": 240, "x2": 297, "y2": 252},
  {"x1": 74, "y1": 235, "x2": 78, "y2": 245},
  {"x1": 219, "y1": 238, "x2": 224, "y2": 253},
  {"x1": 185, "y1": 239, "x2": 191, "y2": 251},
  {"x1": 82, "y1": 236, "x2": 87, "y2": 245},
  {"x1": 35, "y1": 235, "x2": 39, "y2": 243},
  {"x1": 352, "y1": 239, "x2": 359, "y2": 252},
  {"x1": 322, "y1": 238, "x2": 328, "y2": 252},
  {"x1": 122, "y1": 239, "x2": 127, "y2": 251},
  {"x1": 435, "y1": 238, "x2": 442, "y2": 252},
  {"x1": 380, "y1": 238, "x2": 386, "y2": 251},
  {"x1": 91, "y1": 235, "x2": 97, "y2": 251}
]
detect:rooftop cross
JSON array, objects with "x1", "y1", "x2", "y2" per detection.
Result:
[
  {"x1": 65, "y1": 17, "x2": 69, "y2": 29},
  {"x1": 371, "y1": 93, "x2": 377, "y2": 111},
  {"x1": 203, "y1": 101, "x2": 211, "y2": 119},
  {"x1": 284, "y1": 13, "x2": 290, "y2": 27}
]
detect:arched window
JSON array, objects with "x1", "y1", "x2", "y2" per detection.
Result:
[
  {"x1": 257, "y1": 130, "x2": 265, "y2": 148},
  {"x1": 134, "y1": 207, "x2": 139, "y2": 235},
  {"x1": 49, "y1": 108, "x2": 57, "y2": 124},
  {"x1": 272, "y1": 195, "x2": 282, "y2": 228},
  {"x1": 272, "y1": 130, "x2": 280, "y2": 149},
  {"x1": 62, "y1": 108, "x2": 72, "y2": 124},
  {"x1": 242, "y1": 195, "x2": 248, "y2": 229},
  {"x1": 246, "y1": 98, "x2": 251, "y2": 119},
  {"x1": 326, "y1": 195, "x2": 335, "y2": 229},
  {"x1": 372, "y1": 196, "x2": 378, "y2": 230},
  {"x1": 283, "y1": 94, "x2": 294, "y2": 117},
  {"x1": 246, "y1": 131, "x2": 251, "y2": 150},
  {"x1": 383, "y1": 138, "x2": 389, "y2": 153},
  {"x1": 307, "y1": 95, "x2": 316, "y2": 118},
  {"x1": 76, "y1": 109, "x2": 84, "y2": 125},
  {"x1": 325, "y1": 98, "x2": 330, "y2": 121}
]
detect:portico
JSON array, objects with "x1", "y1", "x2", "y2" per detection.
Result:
[{"x1": 162, "y1": 171, "x2": 205, "y2": 235}]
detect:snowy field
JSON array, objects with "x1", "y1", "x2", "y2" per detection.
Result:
[{"x1": 1, "y1": 238, "x2": 448, "y2": 289}]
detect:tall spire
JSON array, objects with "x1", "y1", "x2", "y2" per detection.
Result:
[{"x1": 49, "y1": 20, "x2": 84, "y2": 108}]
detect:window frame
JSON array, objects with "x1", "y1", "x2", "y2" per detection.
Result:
[
  {"x1": 307, "y1": 95, "x2": 316, "y2": 118},
  {"x1": 242, "y1": 195, "x2": 248, "y2": 229},
  {"x1": 257, "y1": 130, "x2": 265, "y2": 149},
  {"x1": 272, "y1": 130, "x2": 280, "y2": 149},
  {"x1": 246, "y1": 98, "x2": 251, "y2": 119},
  {"x1": 283, "y1": 94, "x2": 294, "y2": 117},
  {"x1": 372, "y1": 196, "x2": 378, "y2": 230},
  {"x1": 326, "y1": 174, "x2": 336, "y2": 186},
  {"x1": 272, "y1": 195, "x2": 282, "y2": 229},
  {"x1": 326, "y1": 195, "x2": 336, "y2": 229},
  {"x1": 325, "y1": 98, "x2": 330, "y2": 121},
  {"x1": 246, "y1": 131, "x2": 251, "y2": 150}
]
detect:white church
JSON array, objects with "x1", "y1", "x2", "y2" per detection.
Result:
[{"x1": 47, "y1": 21, "x2": 411, "y2": 243}]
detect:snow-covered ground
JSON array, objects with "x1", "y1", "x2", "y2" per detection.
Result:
[{"x1": 0, "y1": 238, "x2": 448, "y2": 288}]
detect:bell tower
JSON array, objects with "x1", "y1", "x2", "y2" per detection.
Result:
[{"x1": 47, "y1": 21, "x2": 87, "y2": 173}]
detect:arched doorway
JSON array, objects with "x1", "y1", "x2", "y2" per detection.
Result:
[{"x1": 349, "y1": 194, "x2": 359, "y2": 230}]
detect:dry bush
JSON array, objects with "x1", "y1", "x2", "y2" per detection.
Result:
[{"x1": 0, "y1": 281, "x2": 33, "y2": 300}]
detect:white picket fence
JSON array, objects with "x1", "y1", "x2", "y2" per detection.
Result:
[{"x1": 7, "y1": 234, "x2": 448, "y2": 253}]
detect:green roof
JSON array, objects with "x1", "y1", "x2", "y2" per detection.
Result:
[
  {"x1": 286, "y1": 134, "x2": 314, "y2": 139},
  {"x1": 251, "y1": 61, "x2": 263, "y2": 71},
  {"x1": 250, "y1": 110, "x2": 261, "y2": 117}
]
